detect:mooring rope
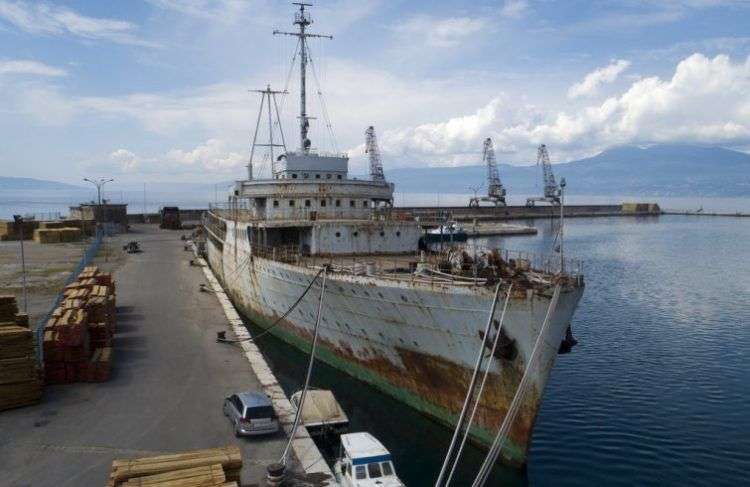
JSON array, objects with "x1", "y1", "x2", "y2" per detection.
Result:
[
  {"x1": 280, "y1": 267, "x2": 327, "y2": 466},
  {"x1": 434, "y1": 282, "x2": 503, "y2": 487},
  {"x1": 217, "y1": 267, "x2": 326, "y2": 344},
  {"x1": 471, "y1": 284, "x2": 562, "y2": 487},
  {"x1": 444, "y1": 284, "x2": 514, "y2": 486}
]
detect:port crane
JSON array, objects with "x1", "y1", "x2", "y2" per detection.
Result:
[
  {"x1": 526, "y1": 144, "x2": 561, "y2": 206},
  {"x1": 469, "y1": 138, "x2": 506, "y2": 208},
  {"x1": 365, "y1": 126, "x2": 385, "y2": 182}
]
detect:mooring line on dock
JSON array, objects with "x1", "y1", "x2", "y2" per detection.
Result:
[
  {"x1": 471, "y1": 284, "x2": 562, "y2": 487},
  {"x1": 444, "y1": 284, "x2": 514, "y2": 487},
  {"x1": 280, "y1": 267, "x2": 328, "y2": 467},
  {"x1": 434, "y1": 281, "x2": 503, "y2": 487}
]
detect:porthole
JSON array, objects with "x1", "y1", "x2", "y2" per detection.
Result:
[
  {"x1": 396, "y1": 231, "x2": 401, "y2": 237},
  {"x1": 400, "y1": 295, "x2": 408, "y2": 302},
  {"x1": 335, "y1": 232, "x2": 341, "y2": 237},
  {"x1": 353, "y1": 231, "x2": 359, "y2": 237},
  {"x1": 380, "y1": 231, "x2": 385, "y2": 237},
  {"x1": 315, "y1": 174, "x2": 321, "y2": 179}
]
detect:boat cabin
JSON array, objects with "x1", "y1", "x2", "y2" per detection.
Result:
[{"x1": 337, "y1": 432, "x2": 403, "y2": 487}]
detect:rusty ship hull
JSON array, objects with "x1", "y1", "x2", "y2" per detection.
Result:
[{"x1": 205, "y1": 217, "x2": 584, "y2": 466}]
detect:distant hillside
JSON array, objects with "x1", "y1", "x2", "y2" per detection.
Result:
[
  {"x1": 0, "y1": 177, "x2": 82, "y2": 190},
  {"x1": 385, "y1": 144, "x2": 750, "y2": 196}
]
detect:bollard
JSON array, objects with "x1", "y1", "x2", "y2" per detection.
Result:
[{"x1": 266, "y1": 462, "x2": 285, "y2": 486}]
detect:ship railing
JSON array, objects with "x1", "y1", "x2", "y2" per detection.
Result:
[
  {"x1": 208, "y1": 204, "x2": 406, "y2": 223},
  {"x1": 249, "y1": 244, "x2": 582, "y2": 286}
]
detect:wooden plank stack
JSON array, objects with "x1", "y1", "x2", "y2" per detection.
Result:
[
  {"x1": 33, "y1": 227, "x2": 83, "y2": 244},
  {"x1": 107, "y1": 446, "x2": 242, "y2": 487},
  {"x1": 44, "y1": 266, "x2": 117, "y2": 384},
  {"x1": 0, "y1": 296, "x2": 43, "y2": 411}
]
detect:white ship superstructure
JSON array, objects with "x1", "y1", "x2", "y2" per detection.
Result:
[{"x1": 203, "y1": 3, "x2": 584, "y2": 467}]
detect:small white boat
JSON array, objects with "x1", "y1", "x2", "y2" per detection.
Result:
[
  {"x1": 425, "y1": 222, "x2": 468, "y2": 243},
  {"x1": 334, "y1": 432, "x2": 405, "y2": 486},
  {"x1": 290, "y1": 389, "x2": 349, "y2": 437}
]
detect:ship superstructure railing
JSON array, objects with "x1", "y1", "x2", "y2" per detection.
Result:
[{"x1": 208, "y1": 203, "x2": 406, "y2": 223}]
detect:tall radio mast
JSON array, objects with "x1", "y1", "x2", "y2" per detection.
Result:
[{"x1": 273, "y1": 3, "x2": 332, "y2": 153}]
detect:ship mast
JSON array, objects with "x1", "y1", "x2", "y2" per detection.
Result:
[{"x1": 274, "y1": 3, "x2": 332, "y2": 153}]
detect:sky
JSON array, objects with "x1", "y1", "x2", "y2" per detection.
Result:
[{"x1": 1, "y1": 0, "x2": 749, "y2": 184}]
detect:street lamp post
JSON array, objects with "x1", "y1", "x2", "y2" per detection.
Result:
[{"x1": 83, "y1": 177, "x2": 114, "y2": 206}]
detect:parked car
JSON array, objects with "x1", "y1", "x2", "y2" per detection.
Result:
[{"x1": 223, "y1": 392, "x2": 279, "y2": 436}]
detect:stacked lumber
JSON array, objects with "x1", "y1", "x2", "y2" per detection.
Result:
[
  {"x1": 44, "y1": 266, "x2": 117, "y2": 384},
  {"x1": 32, "y1": 227, "x2": 83, "y2": 244},
  {"x1": 0, "y1": 219, "x2": 38, "y2": 241},
  {"x1": 107, "y1": 446, "x2": 242, "y2": 487},
  {"x1": 0, "y1": 295, "x2": 19, "y2": 322},
  {"x1": 0, "y1": 296, "x2": 43, "y2": 411}
]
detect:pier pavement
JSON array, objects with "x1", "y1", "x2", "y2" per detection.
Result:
[{"x1": 0, "y1": 225, "x2": 318, "y2": 486}]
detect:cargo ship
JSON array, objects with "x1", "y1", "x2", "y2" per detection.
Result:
[{"x1": 203, "y1": 3, "x2": 584, "y2": 467}]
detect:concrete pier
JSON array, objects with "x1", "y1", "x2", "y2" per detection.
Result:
[{"x1": 0, "y1": 225, "x2": 329, "y2": 486}]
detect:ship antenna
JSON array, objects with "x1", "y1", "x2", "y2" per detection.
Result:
[
  {"x1": 274, "y1": 3, "x2": 332, "y2": 153},
  {"x1": 248, "y1": 85, "x2": 288, "y2": 180}
]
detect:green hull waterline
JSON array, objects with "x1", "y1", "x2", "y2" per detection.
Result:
[{"x1": 241, "y1": 305, "x2": 527, "y2": 465}]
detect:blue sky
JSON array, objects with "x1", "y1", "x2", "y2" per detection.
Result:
[{"x1": 1, "y1": 0, "x2": 749, "y2": 183}]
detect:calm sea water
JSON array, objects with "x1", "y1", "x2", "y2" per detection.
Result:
[{"x1": 247, "y1": 214, "x2": 750, "y2": 486}]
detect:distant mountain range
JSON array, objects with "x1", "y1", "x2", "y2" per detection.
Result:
[
  {"x1": 0, "y1": 176, "x2": 83, "y2": 190},
  {"x1": 386, "y1": 144, "x2": 750, "y2": 197},
  {"x1": 4, "y1": 144, "x2": 749, "y2": 197}
]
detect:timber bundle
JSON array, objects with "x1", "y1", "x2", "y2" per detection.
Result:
[
  {"x1": 107, "y1": 446, "x2": 242, "y2": 487},
  {"x1": 43, "y1": 266, "x2": 117, "y2": 384},
  {"x1": 0, "y1": 295, "x2": 43, "y2": 411}
]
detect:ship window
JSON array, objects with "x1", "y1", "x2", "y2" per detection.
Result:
[
  {"x1": 350, "y1": 200, "x2": 356, "y2": 207},
  {"x1": 363, "y1": 201, "x2": 369, "y2": 208},
  {"x1": 367, "y1": 462, "x2": 383, "y2": 479},
  {"x1": 321, "y1": 200, "x2": 327, "y2": 207},
  {"x1": 396, "y1": 231, "x2": 401, "y2": 237},
  {"x1": 326, "y1": 174, "x2": 332, "y2": 179},
  {"x1": 380, "y1": 231, "x2": 385, "y2": 237},
  {"x1": 355, "y1": 466, "x2": 366, "y2": 480},
  {"x1": 382, "y1": 462, "x2": 394, "y2": 476},
  {"x1": 292, "y1": 173, "x2": 298, "y2": 179},
  {"x1": 335, "y1": 199, "x2": 341, "y2": 207},
  {"x1": 335, "y1": 232, "x2": 341, "y2": 237},
  {"x1": 273, "y1": 200, "x2": 279, "y2": 207},
  {"x1": 353, "y1": 231, "x2": 359, "y2": 237},
  {"x1": 337, "y1": 174, "x2": 342, "y2": 180},
  {"x1": 305, "y1": 200, "x2": 311, "y2": 207},
  {"x1": 315, "y1": 174, "x2": 321, "y2": 179},
  {"x1": 289, "y1": 200, "x2": 295, "y2": 207}
]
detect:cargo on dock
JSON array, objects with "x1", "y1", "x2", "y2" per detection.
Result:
[{"x1": 0, "y1": 296, "x2": 43, "y2": 412}]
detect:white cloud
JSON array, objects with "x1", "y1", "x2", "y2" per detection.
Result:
[
  {"x1": 166, "y1": 139, "x2": 245, "y2": 172},
  {"x1": 568, "y1": 59, "x2": 631, "y2": 99},
  {"x1": 392, "y1": 15, "x2": 487, "y2": 48},
  {"x1": 0, "y1": 59, "x2": 66, "y2": 77},
  {"x1": 375, "y1": 53, "x2": 750, "y2": 165},
  {"x1": 501, "y1": 0, "x2": 529, "y2": 19},
  {"x1": 105, "y1": 140, "x2": 245, "y2": 176},
  {"x1": 0, "y1": 1, "x2": 157, "y2": 47}
]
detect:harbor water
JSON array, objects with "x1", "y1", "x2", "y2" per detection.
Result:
[{"x1": 247, "y1": 214, "x2": 750, "y2": 486}]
